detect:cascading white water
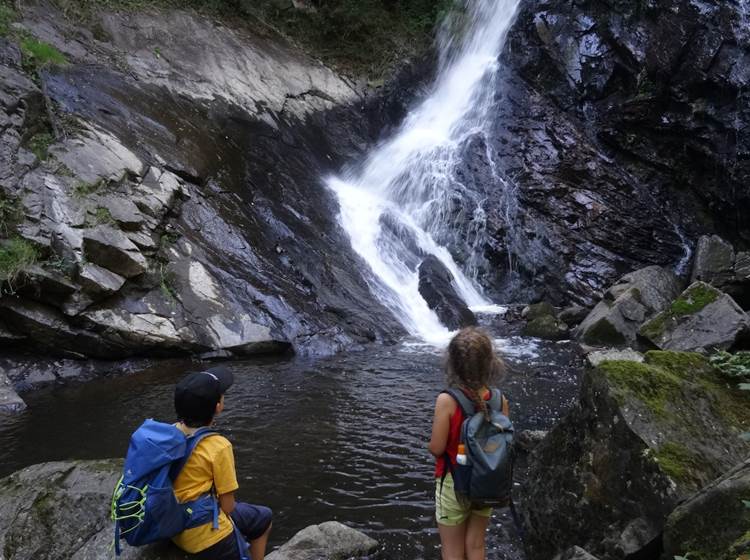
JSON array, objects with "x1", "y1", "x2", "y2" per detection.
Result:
[{"x1": 328, "y1": 0, "x2": 520, "y2": 345}]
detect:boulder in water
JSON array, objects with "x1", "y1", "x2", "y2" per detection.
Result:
[
  {"x1": 573, "y1": 266, "x2": 680, "y2": 347},
  {"x1": 521, "y1": 351, "x2": 750, "y2": 559},
  {"x1": 559, "y1": 304, "x2": 589, "y2": 327},
  {"x1": 662, "y1": 459, "x2": 750, "y2": 560},
  {"x1": 417, "y1": 255, "x2": 476, "y2": 330},
  {"x1": 639, "y1": 282, "x2": 750, "y2": 352},
  {"x1": 266, "y1": 521, "x2": 378, "y2": 560},
  {"x1": 0, "y1": 372, "x2": 25, "y2": 413},
  {"x1": 522, "y1": 314, "x2": 569, "y2": 340}
]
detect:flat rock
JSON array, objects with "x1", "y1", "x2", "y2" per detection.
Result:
[
  {"x1": 77, "y1": 262, "x2": 126, "y2": 296},
  {"x1": 82, "y1": 309, "x2": 200, "y2": 352},
  {"x1": 16, "y1": 265, "x2": 79, "y2": 308},
  {"x1": 101, "y1": 196, "x2": 145, "y2": 230},
  {"x1": 266, "y1": 521, "x2": 378, "y2": 560},
  {"x1": 0, "y1": 372, "x2": 26, "y2": 413},
  {"x1": 639, "y1": 282, "x2": 750, "y2": 352},
  {"x1": 82, "y1": 226, "x2": 148, "y2": 278},
  {"x1": 574, "y1": 266, "x2": 681, "y2": 347}
]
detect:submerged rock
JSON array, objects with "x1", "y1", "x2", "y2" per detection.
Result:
[
  {"x1": 521, "y1": 351, "x2": 750, "y2": 559},
  {"x1": 0, "y1": 460, "x2": 379, "y2": 560},
  {"x1": 418, "y1": 255, "x2": 476, "y2": 330},
  {"x1": 0, "y1": 372, "x2": 26, "y2": 413},
  {"x1": 574, "y1": 266, "x2": 680, "y2": 347},
  {"x1": 639, "y1": 282, "x2": 750, "y2": 352},
  {"x1": 662, "y1": 459, "x2": 750, "y2": 560}
]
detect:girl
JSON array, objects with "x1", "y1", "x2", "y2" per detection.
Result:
[{"x1": 428, "y1": 327, "x2": 509, "y2": 560}]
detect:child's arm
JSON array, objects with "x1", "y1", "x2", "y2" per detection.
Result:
[
  {"x1": 219, "y1": 492, "x2": 236, "y2": 515},
  {"x1": 428, "y1": 393, "x2": 455, "y2": 457}
]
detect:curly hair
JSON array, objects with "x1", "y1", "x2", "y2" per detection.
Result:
[{"x1": 445, "y1": 327, "x2": 506, "y2": 419}]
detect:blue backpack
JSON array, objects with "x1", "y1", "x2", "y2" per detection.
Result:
[
  {"x1": 111, "y1": 419, "x2": 248, "y2": 558},
  {"x1": 442, "y1": 388, "x2": 514, "y2": 507}
]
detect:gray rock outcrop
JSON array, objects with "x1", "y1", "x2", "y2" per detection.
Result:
[
  {"x1": 639, "y1": 282, "x2": 750, "y2": 352},
  {"x1": 0, "y1": 460, "x2": 379, "y2": 560},
  {"x1": 521, "y1": 351, "x2": 750, "y2": 559},
  {"x1": 266, "y1": 521, "x2": 379, "y2": 560},
  {"x1": 417, "y1": 255, "x2": 476, "y2": 330},
  {"x1": 662, "y1": 459, "x2": 750, "y2": 560},
  {"x1": 573, "y1": 266, "x2": 681, "y2": 347},
  {"x1": 691, "y1": 235, "x2": 736, "y2": 288},
  {"x1": 553, "y1": 547, "x2": 602, "y2": 560}
]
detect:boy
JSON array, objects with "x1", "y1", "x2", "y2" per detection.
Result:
[{"x1": 172, "y1": 366, "x2": 272, "y2": 560}]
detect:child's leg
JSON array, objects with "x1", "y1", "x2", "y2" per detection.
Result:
[
  {"x1": 230, "y1": 503, "x2": 273, "y2": 559},
  {"x1": 438, "y1": 522, "x2": 467, "y2": 560},
  {"x1": 249, "y1": 522, "x2": 272, "y2": 560},
  {"x1": 464, "y1": 513, "x2": 490, "y2": 560}
]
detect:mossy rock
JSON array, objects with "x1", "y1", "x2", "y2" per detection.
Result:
[
  {"x1": 524, "y1": 301, "x2": 557, "y2": 321},
  {"x1": 522, "y1": 314, "x2": 569, "y2": 340}
]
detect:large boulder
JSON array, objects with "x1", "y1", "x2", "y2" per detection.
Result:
[
  {"x1": 417, "y1": 255, "x2": 476, "y2": 330},
  {"x1": 0, "y1": 460, "x2": 379, "y2": 560},
  {"x1": 266, "y1": 521, "x2": 378, "y2": 560},
  {"x1": 690, "y1": 235, "x2": 736, "y2": 288},
  {"x1": 574, "y1": 266, "x2": 681, "y2": 347},
  {"x1": 662, "y1": 459, "x2": 750, "y2": 560},
  {"x1": 639, "y1": 282, "x2": 750, "y2": 352},
  {"x1": 521, "y1": 351, "x2": 750, "y2": 559}
]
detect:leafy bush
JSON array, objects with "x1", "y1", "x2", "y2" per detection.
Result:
[
  {"x1": 710, "y1": 350, "x2": 750, "y2": 381},
  {"x1": 20, "y1": 36, "x2": 68, "y2": 68},
  {"x1": 0, "y1": 237, "x2": 38, "y2": 291}
]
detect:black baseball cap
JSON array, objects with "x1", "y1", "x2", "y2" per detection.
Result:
[{"x1": 174, "y1": 366, "x2": 234, "y2": 425}]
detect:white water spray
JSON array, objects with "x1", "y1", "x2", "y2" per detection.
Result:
[{"x1": 328, "y1": 0, "x2": 520, "y2": 345}]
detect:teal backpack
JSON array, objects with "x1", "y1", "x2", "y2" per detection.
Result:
[{"x1": 442, "y1": 388, "x2": 514, "y2": 506}]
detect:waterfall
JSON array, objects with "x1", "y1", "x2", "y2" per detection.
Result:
[{"x1": 328, "y1": 0, "x2": 520, "y2": 345}]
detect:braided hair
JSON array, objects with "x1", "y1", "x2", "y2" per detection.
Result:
[{"x1": 445, "y1": 327, "x2": 506, "y2": 420}]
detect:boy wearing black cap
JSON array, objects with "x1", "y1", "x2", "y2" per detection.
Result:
[{"x1": 172, "y1": 366, "x2": 272, "y2": 560}]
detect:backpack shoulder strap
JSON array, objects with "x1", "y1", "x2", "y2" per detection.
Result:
[
  {"x1": 443, "y1": 388, "x2": 476, "y2": 417},
  {"x1": 169, "y1": 428, "x2": 220, "y2": 481},
  {"x1": 487, "y1": 388, "x2": 503, "y2": 412}
]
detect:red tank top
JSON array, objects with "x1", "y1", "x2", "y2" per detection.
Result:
[{"x1": 434, "y1": 388, "x2": 492, "y2": 478}]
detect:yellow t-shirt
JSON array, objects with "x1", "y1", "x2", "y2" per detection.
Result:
[{"x1": 171, "y1": 427, "x2": 239, "y2": 553}]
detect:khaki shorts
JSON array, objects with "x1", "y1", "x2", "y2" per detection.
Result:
[{"x1": 435, "y1": 473, "x2": 492, "y2": 526}]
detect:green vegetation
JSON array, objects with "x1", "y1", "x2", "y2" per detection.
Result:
[
  {"x1": 640, "y1": 282, "x2": 721, "y2": 340},
  {"x1": 89, "y1": 206, "x2": 114, "y2": 225},
  {"x1": 158, "y1": 263, "x2": 178, "y2": 301},
  {"x1": 655, "y1": 441, "x2": 708, "y2": 486},
  {"x1": 710, "y1": 351, "x2": 750, "y2": 381},
  {"x1": 597, "y1": 359, "x2": 681, "y2": 416},
  {"x1": 52, "y1": 0, "x2": 456, "y2": 77},
  {"x1": 0, "y1": 237, "x2": 38, "y2": 291},
  {"x1": 26, "y1": 132, "x2": 54, "y2": 161},
  {"x1": 0, "y1": 1, "x2": 16, "y2": 37},
  {"x1": 0, "y1": 191, "x2": 22, "y2": 237},
  {"x1": 73, "y1": 178, "x2": 107, "y2": 198},
  {"x1": 20, "y1": 36, "x2": 68, "y2": 70}
]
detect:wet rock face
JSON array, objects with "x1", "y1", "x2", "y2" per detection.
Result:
[
  {"x1": 0, "y1": 5, "x2": 409, "y2": 362},
  {"x1": 417, "y1": 255, "x2": 477, "y2": 329},
  {"x1": 464, "y1": 0, "x2": 750, "y2": 304},
  {"x1": 521, "y1": 352, "x2": 750, "y2": 559}
]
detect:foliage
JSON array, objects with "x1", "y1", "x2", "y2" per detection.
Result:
[
  {"x1": 0, "y1": 1, "x2": 15, "y2": 37},
  {"x1": 26, "y1": 132, "x2": 54, "y2": 161},
  {"x1": 641, "y1": 283, "x2": 720, "y2": 340},
  {"x1": 0, "y1": 237, "x2": 38, "y2": 291},
  {"x1": 0, "y1": 192, "x2": 22, "y2": 237},
  {"x1": 158, "y1": 263, "x2": 178, "y2": 301},
  {"x1": 89, "y1": 206, "x2": 114, "y2": 226},
  {"x1": 710, "y1": 351, "x2": 750, "y2": 381},
  {"x1": 51, "y1": 0, "x2": 456, "y2": 77},
  {"x1": 20, "y1": 36, "x2": 68, "y2": 70},
  {"x1": 73, "y1": 178, "x2": 107, "y2": 198}
]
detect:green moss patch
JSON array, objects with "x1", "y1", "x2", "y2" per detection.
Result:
[
  {"x1": 644, "y1": 351, "x2": 712, "y2": 380},
  {"x1": 21, "y1": 36, "x2": 67, "y2": 69},
  {"x1": 0, "y1": 191, "x2": 22, "y2": 236},
  {"x1": 26, "y1": 132, "x2": 54, "y2": 161},
  {"x1": 640, "y1": 282, "x2": 721, "y2": 340},
  {"x1": 597, "y1": 359, "x2": 682, "y2": 416},
  {"x1": 654, "y1": 441, "x2": 709, "y2": 486},
  {"x1": 73, "y1": 178, "x2": 107, "y2": 198}
]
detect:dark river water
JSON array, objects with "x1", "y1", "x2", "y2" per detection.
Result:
[{"x1": 0, "y1": 335, "x2": 582, "y2": 559}]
